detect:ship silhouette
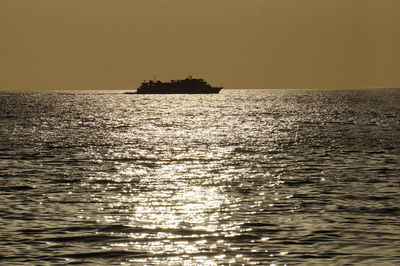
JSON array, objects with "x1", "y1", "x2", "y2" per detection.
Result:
[{"x1": 133, "y1": 76, "x2": 222, "y2": 94}]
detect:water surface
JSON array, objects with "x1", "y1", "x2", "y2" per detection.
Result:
[{"x1": 1, "y1": 89, "x2": 400, "y2": 264}]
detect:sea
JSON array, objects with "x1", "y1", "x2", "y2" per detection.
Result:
[{"x1": 1, "y1": 89, "x2": 400, "y2": 265}]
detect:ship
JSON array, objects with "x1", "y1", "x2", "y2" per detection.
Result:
[{"x1": 133, "y1": 76, "x2": 222, "y2": 94}]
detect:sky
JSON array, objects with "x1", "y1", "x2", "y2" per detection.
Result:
[{"x1": 1, "y1": 0, "x2": 400, "y2": 90}]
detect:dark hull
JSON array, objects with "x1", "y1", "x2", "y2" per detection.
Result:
[{"x1": 136, "y1": 86, "x2": 222, "y2": 94}]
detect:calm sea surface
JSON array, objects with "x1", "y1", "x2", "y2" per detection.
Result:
[{"x1": 1, "y1": 89, "x2": 400, "y2": 265}]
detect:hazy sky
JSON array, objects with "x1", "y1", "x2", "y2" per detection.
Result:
[{"x1": 1, "y1": 0, "x2": 400, "y2": 90}]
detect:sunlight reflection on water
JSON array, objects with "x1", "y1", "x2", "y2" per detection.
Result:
[{"x1": 87, "y1": 140, "x2": 253, "y2": 264}]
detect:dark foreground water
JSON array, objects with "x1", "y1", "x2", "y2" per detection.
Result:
[{"x1": 1, "y1": 89, "x2": 400, "y2": 265}]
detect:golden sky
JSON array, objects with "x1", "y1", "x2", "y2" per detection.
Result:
[{"x1": 1, "y1": 0, "x2": 400, "y2": 90}]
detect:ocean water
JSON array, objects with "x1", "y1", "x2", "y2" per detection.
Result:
[{"x1": 1, "y1": 89, "x2": 400, "y2": 265}]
